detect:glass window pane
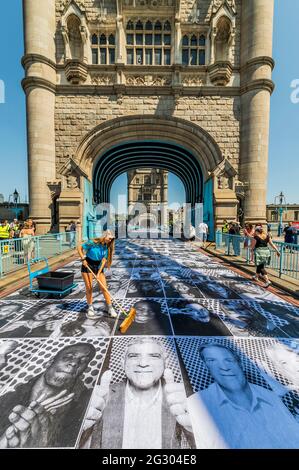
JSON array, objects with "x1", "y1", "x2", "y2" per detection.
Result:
[
  {"x1": 145, "y1": 48, "x2": 153, "y2": 65},
  {"x1": 191, "y1": 35, "x2": 197, "y2": 46},
  {"x1": 100, "y1": 48, "x2": 107, "y2": 64},
  {"x1": 182, "y1": 49, "x2": 189, "y2": 66},
  {"x1": 199, "y1": 35, "x2": 206, "y2": 46},
  {"x1": 127, "y1": 34, "x2": 134, "y2": 45},
  {"x1": 155, "y1": 21, "x2": 162, "y2": 31},
  {"x1": 92, "y1": 34, "x2": 98, "y2": 45},
  {"x1": 127, "y1": 21, "x2": 134, "y2": 30},
  {"x1": 146, "y1": 21, "x2": 153, "y2": 30},
  {"x1": 145, "y1": 34, "x2": 153, "y2": 45},
  {"x1": 136, "y1": 48, "x2": 143, "y2": 65},
  {"x1": 109, "y1": 34, "x2": 115, "y2": 45},
  {"x1": 136, "y1": 20, "x2": 143, "y2": 30},
  {"x1": 182, "y1": 35, "x2": 189, "y2": 46},
  {"x1": 190, "y1": 49, "x2": 197, "y2": 65},
  {"x1": 154, "y1": 34, "x2": 162, "y2": 45},
  {"x1": 164, "y1": 49, "x2": 171, "y2": 65},
  {"x1": 164, "y1": 21, "x2": 171, "y2": 31},
  {"x1": 127, "y1": 48, "x2": 134, "y2": 65},
  {"x1": 109, "y1": 48, "x2": 115, "y2": 64},
  {"x1": 136, "y1": 34, "x2": 143, "y2": 45},
  {"x1": 164, "y1": 34, "x2": 171, "y2": 45},
  {"x1": 199, "y1": 49, "x2": 206, "y2": 65},
  {"x1": 154, "y1": 48, "x2": 162, "y2": 65},
  {"x1": 100, "y1": 34, "x2": 106, "y2": 45},
  {"x1": 92, "y1": 48, "x2": 98, "y2": 64}
]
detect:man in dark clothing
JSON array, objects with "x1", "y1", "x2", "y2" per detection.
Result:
[{"x1": 0, "y1": 343, "x2": 96, "y2": 448}]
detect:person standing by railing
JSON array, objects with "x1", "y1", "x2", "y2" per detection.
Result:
[
  {"x1": 20, "y1": 221, "x2": 35, "y2": 263},
  {"x1": 0, "y1": 220, "x2": 11, "y2": 241},
  {"x1": 244, "y1": 223, "x2": 255, "y2": 263},
  {"x1": 251, "y1": 225, "x2": 280, "y2": 288}
]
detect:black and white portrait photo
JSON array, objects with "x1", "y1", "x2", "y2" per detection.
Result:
[
  {"x1": 0, "y1": 302, "x2": 67, "y2": 338},
  {"x1": 163, "y1": 279, "x2": 201, "y2": 299},
  {"x1": 219, "y1": 301, "x2": 288, "y2": 337},
  {"x1": 0, "y1": 301, "x2": 28, "y2": 328},
  {"x1": 53, "y1": 300, "x2": 116, "y2": 338},
  {"x1": 257, "y1": 301, "x2": 299, "y2": 337},
  {"x1": 0, "y1": 338, "x2": 109, "y2": 448},
  {"x1": 79, "y1": 337, "x2": 195, "y2": 449},
  {"x1": 167, "y1": 300, "x2": 231, "y2": 336},
  {"x1": 228, "y1": 280, "x2": 280, "y2": 301},
  {"x1": 131, "y1": 269, "x2": 161, "y2": 281},
  {"x1": 126, "y1": 280, "x2": 164, "y2": 298},
  {"x1": 193, "y1": 279, "x2": 242, "y2": 300},
  {"x1": 176, "y1": 338, "x2": 299, "y2": 449},
  {"x1": 116, "y1": 299, "x2": 172, "y2": 336}
]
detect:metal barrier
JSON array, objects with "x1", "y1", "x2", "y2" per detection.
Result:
[
  {"x1": 215, "y1": 231, "x2": 299, "y2": 281},
  {"x1": 0, "y1": 232, "x2": 77, "y2": 278}
]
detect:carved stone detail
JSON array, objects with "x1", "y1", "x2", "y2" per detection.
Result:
[
  {"x1": 182, "y1": 75, "x2": 205, "y2": 87},
  {"x1": 91, "y1": 74, "x2": 116, "y2": 85},
  {"x1": 125, "y1": 74, "x2": 172, "y2": 86},
  {"x1": 208, "y1": 61, "x2": 232, "y2": 86},
  {"x1": 65, "y1": 59, "x2": 88, "y2": 84}
]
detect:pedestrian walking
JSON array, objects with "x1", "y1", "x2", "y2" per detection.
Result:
[
  {"x1": 252, "y1": 225, "x2": 280, "y2": 288},
  {"x1": 244, "y1": 223, "x2": 255, "y2": 263},
  {"x1": 20, "y1": 221, "x2": 36, "y2": 262},
  {"x1": 66, "y1": 221, "x2": 77, "y2": 248},
  {"x1": 198, "y1": 221, "x2": 209, "y2": 247}
]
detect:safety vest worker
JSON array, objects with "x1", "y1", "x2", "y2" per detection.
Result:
[
  {"x1": 0, "y1": 222, "x2": 11, "y2": 239},
  {"x1": 222, "y1": 221, "x2": 229, "y2": 234}
]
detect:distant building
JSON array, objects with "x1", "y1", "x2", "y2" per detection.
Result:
[
  {"x1": 267, "y1": 204, "x2": 299, "y2": 224},
  {"x1": 0, "y1": 203, "x2": 29, "y2": 222},
  {"x1": 128, "y1": 169, "x2": 168, "y2": 228}
]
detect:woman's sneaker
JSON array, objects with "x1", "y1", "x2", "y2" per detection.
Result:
[
  {"x1": 252, "y1": 275, "x2": 259, "y2": 281},
  {"x1": 264, "y1": 281, "x2": 272, "y2": 288},
  {"x1": 108, "y1": 305, "x2": 118, "y2": 318},
  {"x1": 87, "y1": 305, "x2": 98, "y2": 320}
]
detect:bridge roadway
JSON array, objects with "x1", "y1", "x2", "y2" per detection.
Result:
[{"x1": 0, "y1": 239, "x2": 298, "y2": 449}]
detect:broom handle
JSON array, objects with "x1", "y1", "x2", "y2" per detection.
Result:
[{"x1": 84, "y1": 262, "x2": 128, "y2": 316}]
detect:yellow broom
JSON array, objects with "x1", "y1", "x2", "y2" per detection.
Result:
[{"x1": 85, "y1": 263, "x2": 136, "y2": 334}]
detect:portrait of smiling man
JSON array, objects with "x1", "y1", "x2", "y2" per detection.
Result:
[
  {"x1": 80, "y1": 338, "x2": 195, "y2": 449},
  {"x1": 187, "y1": 343, "x2": 299, "y2": 449}
]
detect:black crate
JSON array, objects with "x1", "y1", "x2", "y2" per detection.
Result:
[{"x1": 36, "y1": 272, "x2": 75, "y2": 291}]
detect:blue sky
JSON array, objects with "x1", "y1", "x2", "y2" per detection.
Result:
[{"x1": 0, "y1": 0, "x2": 298, "y2": 205}]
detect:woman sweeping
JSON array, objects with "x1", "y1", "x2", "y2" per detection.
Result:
[
  {"x1": 78, "y1": 230, "x2": 117, "y2": 319},
  {"x1": 251, "y1": 225, "x2": 280, "y2": 288}
]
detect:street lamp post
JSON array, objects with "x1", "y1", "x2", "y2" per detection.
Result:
[
  {"x1": 8, "y1": 189, "x2": 21, "y2": 220},
  {"x1": 274, "y1": 191, "x2": 287, "y2": 237}
]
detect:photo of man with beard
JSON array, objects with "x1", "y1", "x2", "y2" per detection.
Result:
[{"x1": 0, "y1": 343, "x2": 96, "y2": 448}]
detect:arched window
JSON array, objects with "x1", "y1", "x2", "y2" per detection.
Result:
[
  {"x1": 182, "y1": 33, "x2": 206, "y2": 66},
  {"x1": 91, "y1": 32, "x2": 116, "y2": 65},
  {"x1": 126, "y1": 19, "x2": 172, "y2": 66},
  {"x1": 164, "y1": 21, "x2": 171, "y2": 31},
  {"x1": 92, "y1": 34, "x2": 98, "y2": 45},
  {"x1": 100, "y1": 34, "x2": 106, "y2": 45},
  {"x1": 145, "y1": 20, "x2": 153, "y2": 30},
  {"x1": 127, "y1": 20, "x2": 134, "y2": 30}
]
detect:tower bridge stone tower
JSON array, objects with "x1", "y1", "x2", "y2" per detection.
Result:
[{"x1": 22, "y1": 0, "x2": 275, "y2": 235}]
